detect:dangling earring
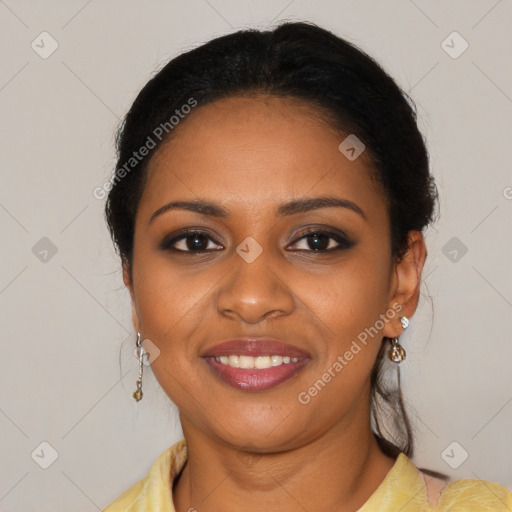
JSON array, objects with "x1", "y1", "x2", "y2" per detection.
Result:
[
  {"x1": 388, "y1": 315, "x2": 409, "y2": 363},
  {"x1": 132, "y1": 332, "x2": 144, "y2": 401},
  {"x1": 389, "y1": 338, "x2": 406, "y2": 363}
]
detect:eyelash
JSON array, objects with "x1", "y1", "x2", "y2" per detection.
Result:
[{"x1": 159, "y1": 228, "x2": 355, "y2": 254}]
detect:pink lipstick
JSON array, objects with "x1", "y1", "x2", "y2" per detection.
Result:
[{"x1": 202, "y1": 338, "x2": 311, "y2": 391}]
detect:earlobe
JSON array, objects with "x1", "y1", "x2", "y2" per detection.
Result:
[
  {"x1": 383, "y1": 231, "x2": 427, "y2": 338},
  {"x1": 130, "y1": 303, "x2": 142, "y2": 334},
  {"x1": 122, "y1": 260, "x2": 132, "y2": 290}
]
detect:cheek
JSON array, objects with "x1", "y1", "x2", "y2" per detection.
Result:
[
  {"x1": 315, "y1": 254, "x2": 391, "y2": 344},
  {"x1": 132, "y1": 265, "x2": 209, "y2": 407},
  {"x1": 133, "y1": 264, "x2": 211, "y2": 351}
]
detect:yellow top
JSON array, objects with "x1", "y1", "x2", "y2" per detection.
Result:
[{"x1": 103, "y1": 439, "x2": 512, "y2": 511}]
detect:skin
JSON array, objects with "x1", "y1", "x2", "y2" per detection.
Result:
[{"x1": 124, "y1": 95, "x2": 427, "y2": 512}]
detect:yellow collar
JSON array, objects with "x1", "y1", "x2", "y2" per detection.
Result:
[{"x1": 103, "y1": 438, "x2": 512, "y2": 511}]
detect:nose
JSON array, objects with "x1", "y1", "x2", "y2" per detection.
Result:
[{"x1": 215, "y1": 246, "x2": 295, "y2": 325}]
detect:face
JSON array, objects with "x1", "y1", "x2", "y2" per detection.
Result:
[{"x1": 125, "y1": 95, "x2": 418, "y2": 452}]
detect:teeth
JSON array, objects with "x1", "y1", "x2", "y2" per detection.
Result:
[
  {"x1": 271, "y1": 355, "x2": 282, "y2": 366},
  {"x1": 239, "y1": 355, "x2": 254, "y2": 369},
  {"x1": 228, "y1": 355, "x2": 239, "y2": 368},
  {"x1": 255, "y1": 356, "x2": 271, "y2": 369},
  {"x1": 214, "y1": 355, "x2": 301, "y2": 369}
]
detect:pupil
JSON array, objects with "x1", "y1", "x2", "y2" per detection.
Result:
[
  {"x1": 187, "y1": 234, "x2": 207, "y2": 250},
  {"x1": 308, "y1": 233, "x2": 328, "y2": 250}
]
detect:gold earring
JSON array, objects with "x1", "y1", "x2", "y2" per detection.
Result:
[
  {"x1": 132, "y1": 332, "x2": 144, "y2": 401},
  {"x1": 388, "y1": 315, "x2": 409, "y2": 363},
  {"x1": 389, "y1": 337, "x2": 406, "y2": 363}
]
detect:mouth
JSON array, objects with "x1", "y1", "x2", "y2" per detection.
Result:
[{"x1": 201, "y1": 338, "x2": 311, "y2": 391}]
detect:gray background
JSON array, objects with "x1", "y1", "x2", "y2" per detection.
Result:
[{"x1": 1, "y1": 0, "x2": 511, "y2": 510}]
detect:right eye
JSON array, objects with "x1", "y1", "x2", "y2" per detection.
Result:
[{"x1": 160, "y1": 230, "x2": 224, "y2": 253}]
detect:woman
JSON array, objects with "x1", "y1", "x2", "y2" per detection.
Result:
[{"x1": 103, "y1": 21, "x2": 512, "y2": 511}]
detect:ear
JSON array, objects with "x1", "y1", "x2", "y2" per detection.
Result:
[
  {"x1": 382, "y1": 230, "x2": 427, "y2": 338},
  {"x1": 123, "y1": 261, "x2": 142, "y2": 334}
]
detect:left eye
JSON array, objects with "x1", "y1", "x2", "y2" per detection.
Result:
[
  {"x1": 289, "y1": 230, "x2": 354, "y2": 252},
  {"x1": 163, "y1": 231, "x2": 223, "y2": 252}
]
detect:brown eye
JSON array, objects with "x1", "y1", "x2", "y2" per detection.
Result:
[
  {"x1": 160, "y1": 231, "x2": 223, "y2": 252},
  {"x1": 288, "y1": 229, "x2": 355, "y2": 252}
]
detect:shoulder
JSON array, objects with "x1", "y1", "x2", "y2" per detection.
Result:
[
  {"x1": 102, "y1": 439, "x2": 187, "y2": 512},
  {"x1": 427, "y1": 474, "x2": 512, "y2": 511}
]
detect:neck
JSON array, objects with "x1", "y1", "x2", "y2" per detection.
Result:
[{"x1": 173, "y1": 414, "x2": 396, "y2": 512}]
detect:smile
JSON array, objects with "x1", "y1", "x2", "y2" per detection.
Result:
[{"x1": 202, "y1": 337, "x2": 311, "y2": 391}]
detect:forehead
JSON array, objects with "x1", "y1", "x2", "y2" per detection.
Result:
[{"x1": 140, "y1": 95, "x2": 385, "y2": 219}]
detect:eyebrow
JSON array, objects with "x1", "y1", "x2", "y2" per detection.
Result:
[{"x1": 149, "y1": 195, "x2": 367, "y2": 223}]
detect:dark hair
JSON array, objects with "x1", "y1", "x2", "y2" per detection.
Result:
[{"x1": 105, "y1": 21, "x2": 439, "y2": 465}]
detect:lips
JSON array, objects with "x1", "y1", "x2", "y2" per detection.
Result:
[{"x1": 202, "y1": 338, "x2": 311, "y2": 391}]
